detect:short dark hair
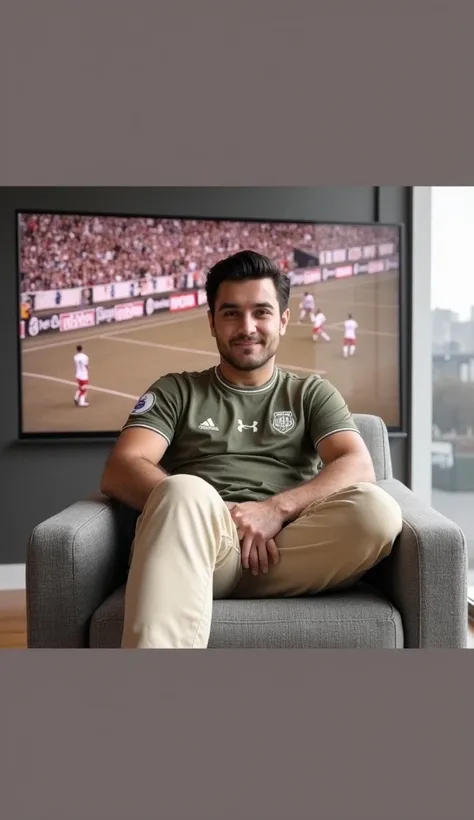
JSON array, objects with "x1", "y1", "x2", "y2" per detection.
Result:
[
  {"x1": 76, "y1": 345, "x2": 82, "y2": 352},
  {"x1": 205, "y1": 250, "x2": 291, "y2": 315}
]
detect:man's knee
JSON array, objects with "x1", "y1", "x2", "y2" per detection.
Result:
[
  {"x1": 345, "y1": 482, "x2": 402, "y2": 551},
  {"x1": 146, "y1": 473, "x2": 222, "y2": 510},
  {"x1": 132, "y1": 474, "x2": 227, "y2": 559}
]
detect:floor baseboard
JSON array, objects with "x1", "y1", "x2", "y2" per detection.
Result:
[{"x1": 0, "y1": 564, "x2": 26, "y2": 590}]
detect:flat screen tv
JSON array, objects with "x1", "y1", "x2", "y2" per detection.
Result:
[{"x1": 16, "y1": 211, "x2": 404, "y2": 438}]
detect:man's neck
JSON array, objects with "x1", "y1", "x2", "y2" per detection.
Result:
[{"x1": 217, "y1": 360, "x2": 276, "y2": 388}]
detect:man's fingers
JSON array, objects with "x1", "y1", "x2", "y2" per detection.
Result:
[
  {"x1": 256, "y1": 540, "x2": 269, "y2": 575},
  {"x1": 241, "y1": 537, "x2": 280, "y2": 574},
  {"x1": 241, "y1": 534, "x2": 253, "y2": 570},
  {"x1": 248, "y1": 543, "x2": 260, "y2": 575},
  {"x1": 266, "y1": 538, "x2": 280, "y2": 566}
]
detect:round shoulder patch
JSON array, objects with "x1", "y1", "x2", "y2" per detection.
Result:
[{"x1": 130, "y1": 391, "x2": 155, "y2": 416}]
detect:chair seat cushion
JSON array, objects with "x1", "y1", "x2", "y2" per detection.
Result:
[{"x1": 89, "y1": 583, "x2": 404, "y2": 648}]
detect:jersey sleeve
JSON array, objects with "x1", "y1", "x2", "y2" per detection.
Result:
[
  {"x1": 304, "y1": 376, "x2": 360, "y2": 451},
  {"x1": 121, "y1": 374, "x2": 183, "y2": 446}
]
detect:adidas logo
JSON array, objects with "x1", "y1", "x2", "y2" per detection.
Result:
[{"x1": 198, "y1": 417, "x2": 219, "y2": 431}]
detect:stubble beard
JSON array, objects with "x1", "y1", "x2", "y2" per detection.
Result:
[{"x1": 218, "y1": 336, "x2": 279, "y2": 372}]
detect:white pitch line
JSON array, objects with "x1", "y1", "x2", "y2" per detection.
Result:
[
  {"x1": 105, "y1": 336, "x2": 326, "y2": 375},
  {"x1": 22, "y1": 337, "x2": 104, "y2": 353},
  {"x1": 106, "y1": 308, "x2": 208, "y2": 336},
  {"x1": 108, "y1": 336, "x2": 220, "y2": 358},
  {"x1": 23, "y1": 372, "x2": 137, "y2": 400},
  {"x1": 22, "y1": 308, "x2": 209, "y2": 353}
]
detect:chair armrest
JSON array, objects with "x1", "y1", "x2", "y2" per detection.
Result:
[
  {"x1": 26, "y1": 493, "x2": 135, "y2": 648},
  {"x1": 366, "y1": 479, "x2": 468, "y2": 648}
]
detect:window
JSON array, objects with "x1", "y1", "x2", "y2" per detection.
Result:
[{"x1": 430, "y1": 187, "x2": 474, "y2": 604}]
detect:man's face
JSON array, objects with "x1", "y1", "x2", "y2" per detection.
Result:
[{"x1": 208, "y1": 277, "x2": 289, "y2": 372}]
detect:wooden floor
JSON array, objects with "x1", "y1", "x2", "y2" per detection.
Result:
[
  {"x1": 0, "y1": 591, "x2": 27, "y2": 648},
  {"x1": 1, "y1": 590, "x2": 473, "y2": 648}
]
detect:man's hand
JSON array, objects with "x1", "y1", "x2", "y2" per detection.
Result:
[{"x1": 226, "y1": 499, "x2": 284, "y2": 576}]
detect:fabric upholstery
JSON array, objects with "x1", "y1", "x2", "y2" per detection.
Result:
[
  {"x1": 353, "y1": 413, "x2": 392, "y2": 481},
  {"x1": 367, "y1": 479, "x2": 468, "y2": 648},
  {"x1": 89, "y1": 583, "x2": 404, "y2": 649}
]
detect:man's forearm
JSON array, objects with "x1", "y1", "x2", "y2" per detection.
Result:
[
  {"x1": 101, "y1": 456, "x2": 169, "y2": 512},
  {"x1": 270, "y1": 454, "x2": 375, "y2": 524}
]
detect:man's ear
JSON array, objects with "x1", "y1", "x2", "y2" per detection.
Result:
[
  {"x1": 279, "y1": 308, "x2": 290, "y2": 336},
  {"x1": 207, "y1": 309, "x2": 216, "y2": 337}
]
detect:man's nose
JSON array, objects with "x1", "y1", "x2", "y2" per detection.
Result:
[{"x1": 240, "y1": 314, "x2": 257, "y2": 335}]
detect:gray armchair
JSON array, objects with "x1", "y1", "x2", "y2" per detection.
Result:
[{"x1": 26, "y1": 415, "x2": 469, "y2": 649}]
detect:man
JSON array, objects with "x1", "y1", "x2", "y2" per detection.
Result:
[
  {"x1": 73, "y1": 344, "x2": 89, "y2": 407},
  {"x1": 343, "y1": 313, "x2": 358, "y2": 358},
  {"x1": 298, "y1": 291, "x2": 316, "y2": 323},
  {"x1": 100, "y1": 250, "x2": 402, "y2": 649},
  {"x1": 312, "y1": 308, "x2": 331, "y2": 342}
]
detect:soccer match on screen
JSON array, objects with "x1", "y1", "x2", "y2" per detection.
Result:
[{"x1": 17, "y1": 213, "x2": 401, "y2": 435}]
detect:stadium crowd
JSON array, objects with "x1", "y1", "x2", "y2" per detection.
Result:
[{"x1": 19, "y1": 213, "x2": 396, "y2": 293}]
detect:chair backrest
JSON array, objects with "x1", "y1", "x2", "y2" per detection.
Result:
[{"x1": 353, "y1": 414, "x2": 392, "y2": 481}]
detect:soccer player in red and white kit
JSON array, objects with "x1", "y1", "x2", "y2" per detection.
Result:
[
  {"x1": 312, "y1": 308, "x2": 331, "y2": 342},
  {"x1": 343, "y1": 314, "x2": 358, "y2": 358},
  {"x1": 298, "y1": 291, "x2": 316, "y2": 323},
  {"x1": 74, "y1": 344, "x2": 89, "y2": 407}
]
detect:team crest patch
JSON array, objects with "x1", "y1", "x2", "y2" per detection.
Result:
[
  {"x1": 271, "y1": 411, "x2": 295, "y2": 434},
  {"x1": 131, "y1": 392, "x2": 155, "y2": 415}
]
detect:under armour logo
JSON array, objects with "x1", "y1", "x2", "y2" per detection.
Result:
[{"x1": 237, "y1": 419, "x2": 258, "y2": 432}]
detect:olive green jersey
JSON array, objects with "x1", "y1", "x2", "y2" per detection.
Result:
[{"x1": 122, "y1": 366, "x2": 360, "y2": 504}]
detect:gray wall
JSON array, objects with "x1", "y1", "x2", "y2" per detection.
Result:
[{"x1": 0, "y1": 186, "x2": 411, "y2": 564}]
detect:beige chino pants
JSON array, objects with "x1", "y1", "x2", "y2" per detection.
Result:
[{"x1": 121, "y1": 474, "x2": 403, "y2": 649}]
